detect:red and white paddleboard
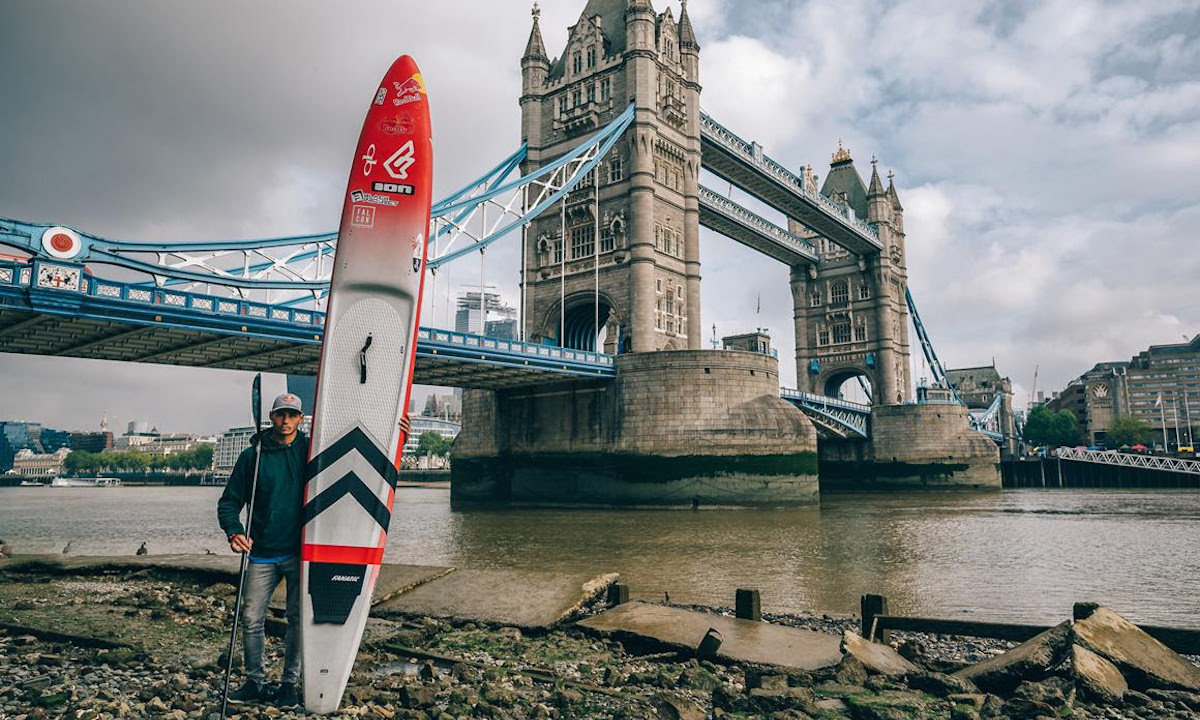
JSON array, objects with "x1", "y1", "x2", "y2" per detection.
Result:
[{"x1": 300, "y1": 55, "x2": 432, "y2": 714}]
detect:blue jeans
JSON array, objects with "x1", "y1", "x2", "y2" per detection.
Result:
[{"x1": 241, "y1": 556, "x2": 301, "y2": 685}]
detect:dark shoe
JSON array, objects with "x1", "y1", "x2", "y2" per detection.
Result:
[
  {"x1": 275, "y1": 682, "x2": 300, "y2": 708},
  {"x1": 226, "y1": 679, "x2": 266, "y2": 705}
]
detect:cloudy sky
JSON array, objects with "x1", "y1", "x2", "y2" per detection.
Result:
[{"x1": 1, "y1": 0, "x2": 1198, "y2": 434}]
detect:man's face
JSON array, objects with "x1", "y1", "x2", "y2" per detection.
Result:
[{"x1": 271, "y1": 409, "x2": 303, "y2": 436}]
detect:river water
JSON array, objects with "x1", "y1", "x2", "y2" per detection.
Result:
[{"x1": 2, "y1": 487, "x2": 1197, "y2": 629}]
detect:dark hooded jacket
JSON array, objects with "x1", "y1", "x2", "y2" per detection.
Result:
[{"x1": 217, "y1": 431, "x2": 308, "y2": 558}]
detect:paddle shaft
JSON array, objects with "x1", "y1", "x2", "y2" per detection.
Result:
[{"x1": 220, "y1": 376, "x2": 265, "y2": 717}]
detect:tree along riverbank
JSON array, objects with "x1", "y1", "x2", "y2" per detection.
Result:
[{"x1": 1, "y1": 565, "x2": 1197, "y2": 719}]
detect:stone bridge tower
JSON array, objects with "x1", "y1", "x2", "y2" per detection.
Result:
[
  {"x1": 787, "y1": 148, "x2": 913, "y2": 405},
  {"x1": 519, "y1": 0, "x2": 701, "y2": 353}
]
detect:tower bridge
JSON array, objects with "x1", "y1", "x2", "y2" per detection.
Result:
[{"x1": 0, "y1": 0, "x2": 1003, "y2": 504}]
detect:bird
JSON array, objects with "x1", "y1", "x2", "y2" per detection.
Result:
[
  {"x1": 61, "y1": 541, "x2": 72, "y2": 554},
  {"x1": 136, "y1": 542, "x2": 148, "y2": 556},
  {"x1": 204, "y1": 548, "x2": 216, "y2": 555},
  {"x1": 664, "y1": 591, "x2": 670, "y2": 604},
  {"x1": 0, "y1": 539, "x2": 11, "y2": 558}
]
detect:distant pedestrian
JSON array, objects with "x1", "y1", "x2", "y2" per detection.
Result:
[{"x1": 136, "y1": 542, "x2": 148, "y2": 556}]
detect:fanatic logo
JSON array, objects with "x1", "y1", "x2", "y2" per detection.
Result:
[
  {"x1": 330, "y1": 575, "x2": 361, "y2": 583},
  {"x1": 384, "y1": 141, "x2": 415, "y2": 180}
]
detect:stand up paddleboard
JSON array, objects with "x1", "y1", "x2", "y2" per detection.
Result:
[{"x1": 301, "y1": 55, "x2": 432, "y2": 714}]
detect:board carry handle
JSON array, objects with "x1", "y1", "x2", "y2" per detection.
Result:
[{"x1": 359, "y1": 334, "x2": 373, "y2": 384}]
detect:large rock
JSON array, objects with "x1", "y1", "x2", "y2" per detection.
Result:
[
  {"x1": 1072, "y1": 607, "x2": 1200, "y2": 692},
  {"x1": 840, "y1": 631, "x2": 919, "y2": 677},
  {"x1": 953, "y1": 621, "x2": 1071, "y2": 694},
  {"x1": 1070, "y1": 644, "x2": 1127, "y2": 703}
]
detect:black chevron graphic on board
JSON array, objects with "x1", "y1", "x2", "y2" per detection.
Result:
[
  {"x1": 302, "y1": 426, "x2": 400, "y2": 527},
  {"x1": 301, "y1": 470, "x2": 392, "y2": 530},
  {"x1": 305, "y1": 426, "x2": 400, "y2": 489}
]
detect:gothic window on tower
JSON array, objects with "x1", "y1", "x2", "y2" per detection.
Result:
[
  {"x1": 854, "y1": 320, "x2": 867, "y2": 342},
  {"x1": 608, "y1": 156, "x2": 623, "y2": 183},
  {"x1": 654, "y1": 224, "x2": 662, "y2": 251},
  {"x1": 831, "y1": 281, "x2": 849, "y2": 306},
  {"x1": 558, "y1": 95, "x2": 567, "y2": 115},
  {"x1": 572, "y1": 87, "x2": 582, "y2": 106},
  {"x1": 810, "y1": 289, "x2": 822, "y2": 307},
  {"x1": 554, "y1": 239, "x2": 563, "y2": 264},
  {"x1": 817, "y1": 326, "x2": 830, "y2": 346},
  {"x1": 600, "y1": 225, "x2": 614, "y2": 253},
  {"x1": 665, "y1": 289, "x2": 675, "y2": 316},
  {"x1": 858, "y1": 283, "x2": 870, "y2": 300},
  {"x1": 600, "y1": 77, "x2": 611, "y2": 102},
  {"x1": 572, "y1": 52, "x2": 582, "y2": 75},
  {"x1": 833, "y1": 323, "x2": 852, "y2": 344},
  {"x1": 656, "y1": 278, "x2": 663, "y2": 294},
  {"x1": 587, "y1": 83, "x2": 595, "y2": 104},
  {"x1": 586, "y1": 46, "x2": 596, "y2": 68},
  {"x1": 571, "y1": 226, "x2": 595, "y2": 259}
]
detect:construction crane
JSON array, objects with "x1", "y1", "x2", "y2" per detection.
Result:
[{"x1": 1029, "y1": 364, "x2": 1039, "y2": 407}]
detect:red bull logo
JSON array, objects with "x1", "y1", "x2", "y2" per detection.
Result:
[{"x1": 392, "y1": 73, "x2": 426, "y2": 107}]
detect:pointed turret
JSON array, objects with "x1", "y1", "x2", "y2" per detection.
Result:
[
  {"x1": 679, "y1": 0, "x2": 699, "y2": 50},
  {"x1": 867, "y1": 156, "x2": 885, "y2": 196},
  {"x1": 523, "y1": 2, "x2": 548, "y2": 63},
  {"x1": 820, "y1": 140, "x2": 869, "y2": 221},
  {"x1": 887, "y1": 170, "x2": 904, "y2": 234},
  {"x1": 866, "y1": 156, "x2": 890, "y2": 225},
  {"x1": 886, "y1": 170, "x2": 903, "y2": 211},
  {"x1": 520, "y1": 3, "x2": 550, "y2": 147}
]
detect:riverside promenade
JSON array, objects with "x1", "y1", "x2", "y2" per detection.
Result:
[{"x1": 1, "y1": 555, "x2": 1198, "y2": 719}]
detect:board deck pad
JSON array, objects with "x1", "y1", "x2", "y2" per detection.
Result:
[{"x1": 300, "y1": 54, "x2": 432, "y2": 714}]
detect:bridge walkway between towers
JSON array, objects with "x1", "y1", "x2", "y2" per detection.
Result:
[{"x1": 700, "y1": 113, "x2": 884, "y2": 256}]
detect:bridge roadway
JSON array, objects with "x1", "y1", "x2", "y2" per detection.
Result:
[
  {"x1": 0, "y1": 259, "x2": 613, "y2": 389},
  {"x1": 699, "y1": 112, "x2": 884, "y2": 256}
]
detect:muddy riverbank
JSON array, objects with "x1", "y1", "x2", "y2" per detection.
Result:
[{"x1": 1, "y1": 562, "x2": 1197, "y2": 719}]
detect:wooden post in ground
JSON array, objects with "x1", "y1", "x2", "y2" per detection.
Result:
[
  {"x1": 861, "y1": 594, "x2": 890, "y2": 643},
  {"x1": 735, "y1": 588, "x2": 761, "y2": 621}
]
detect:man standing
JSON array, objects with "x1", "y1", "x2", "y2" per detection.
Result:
[
  {"x1": 217, "y1": 393, "x2": 410, "y2": 707},
  {"x1": 218, "y1": 392, "x2": 308, "y2": 707}
]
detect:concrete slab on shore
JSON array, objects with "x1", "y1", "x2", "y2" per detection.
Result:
[
  {"x1": 578, "y1": 601, "x2": 843, "y2": 671},
  {"x1": 373, "y1": 568, "x2": 618, "y2": 629}
]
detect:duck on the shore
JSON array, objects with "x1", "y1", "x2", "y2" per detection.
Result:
[
  {"x1": 0, "y1": 539, "x2": 11, "y2": 557},
  {"x1": 61, "y1": 541, "x2": 72, "y2": 554},
  {"x1": 136, "y1": 542, "x2": 148, "y2": 556}
]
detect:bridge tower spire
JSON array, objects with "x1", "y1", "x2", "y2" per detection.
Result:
[
  {"x1": 519, "y1": 0, "x2": 702, "y2": 353},
  {"x1": 788, "y1": 145, "x2": 913, "y2": 406}
]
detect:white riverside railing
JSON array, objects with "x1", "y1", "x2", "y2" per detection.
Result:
[{"x1": 1056, "y1": 448, "x2": 1200, "y2": 476}]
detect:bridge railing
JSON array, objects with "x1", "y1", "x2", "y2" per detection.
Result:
[
  {"x1": 780, "y1": 387, "x2": 872, "y2": 414},
  {"x1": 698, "y1": 186, "x2": 817, "y2": 261},
  {"x1": 2, "y1": 258, "x2": 326, "y2": 330},
  {"x1": 1055, "y1": 448, "x2": 1200, "y2": 476},
  {"x1": 699, "y1": 112, "x2": 881, "y2": 245},
  {"x1": 417, "y1": 327, "x2": 613, "y2": 370}
]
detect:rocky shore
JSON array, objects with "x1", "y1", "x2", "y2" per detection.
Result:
[{"x1": 1, "y1": 563, "x2": 1197, "y2": 719}]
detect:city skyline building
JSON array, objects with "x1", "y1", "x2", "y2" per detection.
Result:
[
  {"x1": 1047, "y1": 335, "x2": 1200, "y2": 448},
  {"x1": 454, "y1": 284, "x2": 516, "y2": 336}
]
